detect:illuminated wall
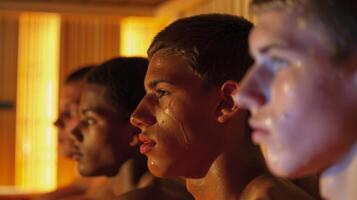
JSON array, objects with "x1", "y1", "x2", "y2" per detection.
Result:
[
  {"x1": 0, "y1": 13, "x2": 19, "y2": 185},
  {"x1": 16, "y1": 12, "x2": 60, "y2": 191},
  {"x1": 120, "y1": 17, "x2": 162, "y2": 57},
  {"x1": 181, "y1": 0, "x2": 253, "y2": 21}
]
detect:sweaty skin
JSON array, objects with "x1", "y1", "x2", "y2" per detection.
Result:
[
  {"x1": 237, "y1": 8, "x2": 357, "y2": 178},
  {"x1": 163, "y1": 101, "x2": 191, "y2": 147},
  {"x1": 131, "y1": 51, "x2": 223, "y2": 179},
  {"x1": 131, "y1": 50, "x2": 317, "y2": 200}
]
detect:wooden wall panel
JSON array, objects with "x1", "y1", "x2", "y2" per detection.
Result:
[
  {"x1": 0, "y1": 13, "x2": 19, "y2": 185},
  {"x1": 15, "y1": 12, "x2": 60, "y2": 191},
  {"x1": 180, "y1": 0, "x2": 253, "y2": 22},
  {"x1": 59, "y1": 15, "x2": 121, "y2": 79}
]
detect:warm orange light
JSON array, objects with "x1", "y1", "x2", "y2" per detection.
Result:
[
  {"x1": 120, "y1": 17, "x2": 162, "y2": 57},
  {"x1": 16, "y1": 12, "x2": 60, "y2": 192}
]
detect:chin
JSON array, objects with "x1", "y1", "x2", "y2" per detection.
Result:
[
  {"x1": 148, "y1": 162, "x2": 169, "y2": 178},
  {"x1": 267, "y1": 158, "x2": 310, "y2": 179},
  {"x1": 147, "y1": 158, "x2": 179, "y2": 178},
  {"x1": 78, "y1": 164, "x2": 93, "y2": 177}
]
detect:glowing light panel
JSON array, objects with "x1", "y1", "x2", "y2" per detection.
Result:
[
  {"x1": 15, "y1": 12, "x2": 60, "y2": 192},
  {"x1": 120, "y1": 17, "x2": 162, "y2": 57}
]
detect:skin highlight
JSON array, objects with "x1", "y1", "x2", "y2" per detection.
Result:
[{"x1": 237, "y1": 8, "x2": 357, "y2": 178}]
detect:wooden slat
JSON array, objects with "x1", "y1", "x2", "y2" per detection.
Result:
[
  {"x1": 0, "y1": 13, "x2": 19, "y2": 185},
  {"x1": 0, "y1": 1, "x2": 155, "y2": 16}
]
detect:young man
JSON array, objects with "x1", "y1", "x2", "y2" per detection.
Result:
[
  {"x1": 130, "y1": 14, "x2": 314, "y2": 200},
  {"x1": 72, "y1": 57, "x2": 192, "y2": 200},
  {"x1": 56, "y1": 67, "x2": 94, "y2": 160},
  {"x1": 236, "y1": 0, "x2": 357, "y2": 199},
  {"x1": 37, "y1": 66, "x2": 108, "y2": 200}
]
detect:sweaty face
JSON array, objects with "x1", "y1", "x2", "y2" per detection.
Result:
[
  {"x1": 130, "y1": 52, "x2": 223, "y2": 178},
  {"x1": 237, "y1": 9, "x2": 357, "y2": 178},
  {"x1": 73, "y1": 84, "x2": 135, "y2": 177},
  {"x1": 55, "y1": 82, "x2": 82, "y2": 158}
]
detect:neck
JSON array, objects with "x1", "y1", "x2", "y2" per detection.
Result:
[
  {"x1": 111, "y1": 154, "x2": 149, "y2": 196},
  {"x1": 320, "y1": 142, "x2": 357, "y2": 200},
  {"x1": 186, "y1": 121, "x2": 268, "y2": 200}
]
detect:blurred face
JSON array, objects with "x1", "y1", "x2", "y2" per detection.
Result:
[
  {"x1": 237, "y1": 9, "x2": 357, "y2": 178},
  {"x1": 54, "y1": 81, "x2": 82, "y2": 158},
  {"x1": 130, "y1": 52, "x2": 223, "y2": 178},
  {"x1": 73, "y1": 84, "x2": 135, "y2": 177}
]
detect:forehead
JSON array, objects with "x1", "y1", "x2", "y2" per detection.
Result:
[
  {"x1": 60, "y1": 81, "x2": 82, "y2": 109},
  {"x1": 250, "y1": 9, "x2": 329, "y2": 55},
  {"x1": 145, "y1": 51, "x2": 202, "y2": 89},
  {"x1": 80, "y1": 84, "x2": 111, "y2": 109}
]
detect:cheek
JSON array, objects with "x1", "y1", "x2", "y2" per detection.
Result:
[
  {"x1": 266, "y1": 71, "x2": 314, "y2": 153},
  {"x1": 269, "y1": 72, "x2": 303, "y2": 132},
  {"x1": 66, "y1": 117, "x2": 80, "y2": 131},
  {"x1": 272, "y1": 68, "x2": 302, "y2": 111},
  {"x1": 267, "y1": 76, "x2": 339, "y2": 172},
  {"x1": 83, "y1": 128, "x2": 107, "y2": 158},
  {"x1": 157, "y1": 99, "x2": 194, "y2": 148}
]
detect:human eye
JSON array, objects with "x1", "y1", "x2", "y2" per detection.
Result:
[
  {"x1": 81, "y1": 117, "x2": 97, "y2": 126},
  {"x1": 266, "y1": 56, "x2": 289, "y2": 72},
  {"x1": 155, "y1": 88, "x2": 170, "y2": 98}
]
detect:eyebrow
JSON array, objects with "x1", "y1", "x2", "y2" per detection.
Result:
[{"x1": 147, "y1": 79, "x2": 172, "y2": 90}]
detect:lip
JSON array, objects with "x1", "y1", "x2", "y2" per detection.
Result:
[
  {"x1": 71, "y1": 152, "x2": 82, "y2": 161},
  {"x1": 249, "y1": 119, "x2": 269, "y2": 144},
  {"x1": 138, "y1": 134, "x2": 156, "y2": 154},
  {"x1": 71, "y1": 147, "x2": 82, "y2": 161}
]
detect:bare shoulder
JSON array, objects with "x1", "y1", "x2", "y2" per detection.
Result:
[
  {"x1": 113, "y1": 177, "x2": 193, "y2": 200},
  {"x1": 240, "y1": 174, "x2": 316, "y2": 200}
]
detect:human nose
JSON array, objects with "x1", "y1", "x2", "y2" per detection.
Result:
[
  {"x1": 236, "y1": 65, "x2": 271, "y2": 114},
  {"x1": 69, "y1": 117, "x2": 83, "y2": 143},
  {"x1": 54, "y1": 117, "x2": 64, "y2": 129},
  {"x1": 130, "y1": 97, "x2": 157, "y2": 130}
]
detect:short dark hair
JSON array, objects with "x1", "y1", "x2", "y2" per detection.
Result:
[
  {"x1": 65, "y1": 65, "x2": 96, "y2": 83},
  {"x1": 148, "y1": 14, "x2": 253, "y2": 86},
  {"x1": 86, "y1": 57, "x2": 148, "y2": 119},
  {"x1": 251, "y1": 0, "x2": 357, "y2": 62}
]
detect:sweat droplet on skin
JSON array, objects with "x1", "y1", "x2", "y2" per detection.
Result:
[
  {"x1": 282, "y1": 83, "x2": 294, "y2": 97},
  {"x1": 263, "y1": 118, "x2": 273, "y2": 127},
  {"x1": 164, "y1": 108, "x2": 171, "y2": 115},
  {"x1": 150, "y1": 160, "x2": 156, "y2": 166}
]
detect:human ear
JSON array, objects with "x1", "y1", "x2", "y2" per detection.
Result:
[{"x1": 217, "y1": 80, "x2": 240, "y2": 123}]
